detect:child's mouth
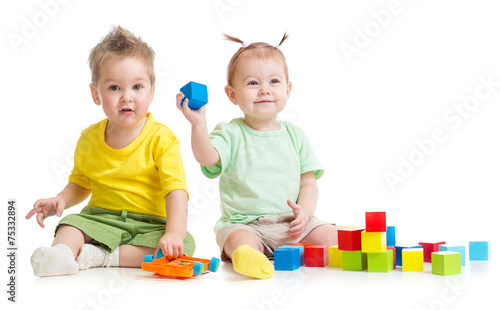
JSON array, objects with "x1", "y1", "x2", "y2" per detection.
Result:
[{"x1": 120, "y1": 108, "x2": 134, "y2": 114}]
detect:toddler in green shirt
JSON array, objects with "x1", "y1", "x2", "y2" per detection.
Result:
[{"x1": 177, "y1": 33, "x2": 339, "y2": 279}]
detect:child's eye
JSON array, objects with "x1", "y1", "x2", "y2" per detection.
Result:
[
  {"x1": 133, "y1": 84, "x2": 143, "y2": 90},
  {"x1": 109, "y1": 85, "x2": 120, "y2": 91},
  {"x1": 270, "y1": 79, "x2": 280, "y2": 84},
  {"x1": 247, "y1": 80, "x2": 258, "y2": 86}
]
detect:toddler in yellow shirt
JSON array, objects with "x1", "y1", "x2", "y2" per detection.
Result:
[{"x1": 26, "y1": 26, "x2": 194, "y2": 277}]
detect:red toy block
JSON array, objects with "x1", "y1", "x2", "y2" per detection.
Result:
[
  {"x1": 304, "y1": 245, "x2": 329, "y2": 267},
  {"x1": 419, "y1": 241, "x2": 446, "y2": 263},
  {"x1": 365, "y1": 212, "x2": 386, "y2": 232},
  {"x1": 338, "y1": 228, "x2": 364, "y2": 251},
  {"x1": 387, "y1": 246, "x2": 396, "y2": 269}
]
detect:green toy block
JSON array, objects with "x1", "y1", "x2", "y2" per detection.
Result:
[
  {"x1": 361, "y1": 232, "x2": 387, "y2": 253},
  {"x1": 342, "y1": 250, "x2": 367, "y2": 271},
  {"x1": 328, "y1": 245, "x2": 343, "y2": 267},
  {"x1": 432, "y1": 251, "x2": 461, "y2": 276},
  {"x1": 367, "y1": 250, "x2": 394, "y2": 273},
  {"x1": 402, "y1": 248, "x2": 424, "y2": 272},
  {"x1": 439, "y1": 244, "x2": 465, "y2": 266}
]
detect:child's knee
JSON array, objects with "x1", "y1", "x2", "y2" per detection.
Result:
[
  {"x1": 302, "y1": 224, "x2": 338, "y2": 245},
  {"x1": 224, "y1": 229, "x2": 264, "y2": 256}
]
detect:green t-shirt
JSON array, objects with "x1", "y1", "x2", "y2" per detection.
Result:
[{"x1": 201, "y1": 118, "x2": 324, "y2": 233}]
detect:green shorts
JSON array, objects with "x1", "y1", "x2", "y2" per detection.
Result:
[{"x1": 56, "y1": 206, "x2": 195, "y2": 255}]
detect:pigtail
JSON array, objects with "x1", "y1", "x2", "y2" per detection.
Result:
[
  {"x1": 278, "y1": 32, "x2": 289, "y2": 47},
  {"x1": 222, "y1": 33, "x2": 245, "y2": 45}
]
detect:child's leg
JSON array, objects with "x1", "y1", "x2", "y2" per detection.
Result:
[
  {"x1": 77, "y1": 244, "x2": 155, "y2": 269},
  {"x1": 223, "y1": 229, "x2": 265, "y2": 259},
  {"x1": 299, "y1": 224, "x2": 339, "y2": 246},
  {"x1": 119, "y1": 245, "x2": 155, "y2": 268},
  {"x1": 52, "y1": 224, "x2": 92, "y2": 258},
  {"x1": 31, "y1": 224, "x2": 89, "y2": 277},
  {"x1": 223, "y1": 229, "x2": 274, "y2": 279}
]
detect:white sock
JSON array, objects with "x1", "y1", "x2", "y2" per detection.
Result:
[
  {"x1": 76, "y1": 244, "x2": 120, "y2": 269},
  {"x1": 31, "y1": 244, "x2": 79, "y2": 277}
]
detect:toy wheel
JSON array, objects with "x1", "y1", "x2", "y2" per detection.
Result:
[
  {"x1": 193, "y1": 262, "x2": 204, "y2": 276},
  {"x1": 209, "y1": 257, "x2": 220, "y2": 272},
  {"x1": 144, "y1": 255, "x2": 154, "y2": 263}
]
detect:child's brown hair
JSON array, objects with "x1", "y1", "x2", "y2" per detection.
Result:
[
  {"x1": 223, "y1": 33, "x2": 289, "y2": 86},
  {"x1": 88, "y1": 25, "x2": 155, "y2": 85}
]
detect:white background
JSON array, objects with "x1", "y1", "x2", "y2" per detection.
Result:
[{"x1": 1, "y1": 0, "x2": 498, "y2": 309}]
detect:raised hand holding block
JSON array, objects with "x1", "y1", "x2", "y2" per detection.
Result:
[{"x1": 180, "y1": 81, "x2": 208, "y2": 110}]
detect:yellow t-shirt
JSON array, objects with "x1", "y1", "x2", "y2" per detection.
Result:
[{"x1": 69, "y1": 113, "x2": 188, "y2": 217}]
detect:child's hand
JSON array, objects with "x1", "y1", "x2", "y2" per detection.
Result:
[
  {"x1": 157, "y1": 232, "x2": 185, "y2": 260},
  {"x1": 176, "y1": 92, "x2": 207, "y2": 126},
  {"x1": 25, "y1": 196, "x2": 66, "y2": 228},
  {"x1": 287, "y1": 200, "x2": 310, "y2": 239}
]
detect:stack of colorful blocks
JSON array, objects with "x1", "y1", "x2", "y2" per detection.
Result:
[{"x1": 273, "y1": 211, "x2": 491, "y2": 276}]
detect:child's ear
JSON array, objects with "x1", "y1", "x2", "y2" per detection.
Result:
[
  {"x1": 286, "y1": 81, "x2": 292, "y2": 98},
  {"x1": 90, "y1": 84, "x2": 101, "y2": 106},
  {"x1": 224, "y1": 85, "x2": 238, "y2": 105},
  {"x1": 149, "y1": 84, "x2": 155, "y2": 105}
]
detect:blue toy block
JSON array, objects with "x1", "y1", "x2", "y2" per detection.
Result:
[
  {"x1": 395, "y1": 244, "x2": 422, "y2": 267},
  {"x1": 180, "y1": 81, "x2": 208, "y2": 110},
  {"x1": 386, "y1": 226, "x2": 396, "y2": 247},
  {"x1": 439, "y1": 244, "x2": 466, "y2": 266},
  {"x1": 469, "y1": 241, "x2": 491, "y2": 261},
  {"x1": 280, "y1": 245, "x2": 304, "y2": 266},
  {"x1": 274, "y1": 246, "x2": 301, "y2": 271}
]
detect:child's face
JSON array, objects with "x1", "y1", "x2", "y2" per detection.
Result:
[
  {"x1": 225, "y1": 53, "x2": 292, "y2": 122},
  {"x1": 90, "y1": 56, "x2": 155, "y2": 131}
]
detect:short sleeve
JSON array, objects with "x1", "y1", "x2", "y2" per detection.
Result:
[
  {"x1": 201, "y1": 122, "x2": 234, "y2": 179},
  {"x1": 68, "y1": 132, "x2": 92, "y2": 189}
]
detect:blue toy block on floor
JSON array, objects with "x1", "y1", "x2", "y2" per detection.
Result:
[
  {"x1": 395, "y1": 244, "x2": 422, "y2": 267},
  {"x1": 439, "y1": 244, "x2": 466, "y2": 266},
  {"x1": 279, "y1": 245, "x2": 304, "y2": 266},
  {"x1": 180, "y1": 81, "x2": 208, "y2": 110},
  {"x1": 274, "y1": 246, "x2": 301, "y2": 271},
  {"x1": 469, "y1": 241, "x2": 491, "y2": 261}
]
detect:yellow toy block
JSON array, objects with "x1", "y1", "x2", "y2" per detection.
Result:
[
  {"x1": 361, "y1": 232, "x2": 387, "y2": 253},
  {"x1": 402, "y1": 248, "x2": 423, "y2": 272},
  {"x1": 328, "y1": 245, "x2": 343, "y2": 267}
]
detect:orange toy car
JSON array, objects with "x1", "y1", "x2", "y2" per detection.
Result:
[{"x1": 142, "y1": 249, "x2": 220, "y2": 278}]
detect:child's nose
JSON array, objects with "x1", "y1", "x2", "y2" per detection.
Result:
[
  {"x1": 121, "y1": 91, "x2": 133, "y2": 102},
  {"x1": 259, "y1": 87, "x2": 270, "y2": 95}
]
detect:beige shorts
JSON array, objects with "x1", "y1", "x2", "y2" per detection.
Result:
[{"x1": 216, "y1": 213, "x2": 333, "y2": 262}]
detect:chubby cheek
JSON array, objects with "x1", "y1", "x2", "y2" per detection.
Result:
[{"x1": 238, "y1": 90, "x2": 256, "y2": 103}]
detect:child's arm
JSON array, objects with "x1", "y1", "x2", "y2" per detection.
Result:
[
  {"x1": 176, "y1": 93, "x2": 220, "y2": 167},
  {"x1": 288, "y1": 171, "x2": 318, "y2": 239},
  {"x1": 157, "y1": 189, "x2": 188, "y2": 259},
  {"x1": 26, "y1": 182, "x2": 92, "y2": 228}
]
